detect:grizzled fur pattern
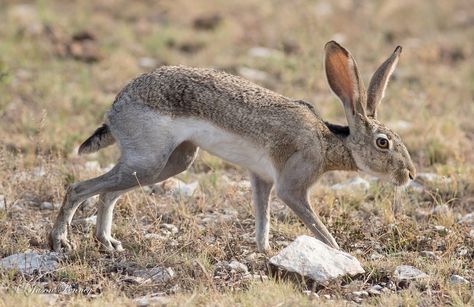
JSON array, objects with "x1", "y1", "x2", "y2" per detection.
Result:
[
  {"x1": 49, "y1": 41, "x2": 416, "y2": 253},
  {"x1": 110, "y1": 66, "x2": 349, "y2": 169}
]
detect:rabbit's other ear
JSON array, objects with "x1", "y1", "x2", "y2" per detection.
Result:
[
  {"x1": 325, "y1": 41, "x2": 366, "y2": 128},
  {"x1": 366, "y1": 46, "x2": 402, "y2": 118}
]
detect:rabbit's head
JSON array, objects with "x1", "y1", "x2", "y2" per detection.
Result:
[{"x1": 324, "y1": 41, "x2": 415, "y2": 186}]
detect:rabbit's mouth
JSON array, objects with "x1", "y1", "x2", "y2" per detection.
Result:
[{"x1": 392, "y1": 169, "x2": 412, "y2": 186}]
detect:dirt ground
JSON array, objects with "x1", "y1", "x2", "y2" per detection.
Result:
[{"x1": 0, "y1": 0, "x2": 473, "y2": 306}]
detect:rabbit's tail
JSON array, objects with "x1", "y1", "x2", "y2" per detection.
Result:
[{"x1": 78, "y1": 124, "x2": 115, "y2": 154}]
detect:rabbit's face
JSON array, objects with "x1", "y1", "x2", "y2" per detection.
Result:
[
  {"x1": 348, "y1": 116, "x2": 416, "y2": 186},
  {"x1": 324, "y1": 41, "x2": 415, "y2": 185}
]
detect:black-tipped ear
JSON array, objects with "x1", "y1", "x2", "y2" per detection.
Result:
[
  {"x1": 366, "y1": 46, "x2": 402, "y2": 118},
  {"x1": 324, "y1": 41, "x2": 366, "y2": 128}
]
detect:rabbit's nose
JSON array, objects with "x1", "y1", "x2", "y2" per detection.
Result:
[{"x1": 408, "y1": 166, "x2": 416, "y2": 180}]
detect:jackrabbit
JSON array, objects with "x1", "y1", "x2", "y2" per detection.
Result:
[{"x1": 49, "y1": 41, "x2": 415, "y2": 252}]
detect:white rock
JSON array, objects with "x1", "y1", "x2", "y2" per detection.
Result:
[
  {"x1": 269, "y1": 235, "x2": 365, "y2": 284},
  {"x1": 415, "y1": 172, "x2": 438, "y2": 182},
  {"x1": 138, "y1": 57, "x2": 158, "y2": 69},
  {"x1": 449, "y1": 274, "x2": 469, "y2": 285},
  {"x1": 152, "y1": 178, "x2": 199, "y2": 197},
  {"x1": 0, "y1": 252, "x2": 59, "y2": 274},
  {"x1": 408, "y1": 181, "x2": 424, "y2": 193},
  {"x1": 227, "y1": 260, "x2": 248, "y2": 274},
  {"x1": 368, "y1": 285, "x2": 383, "y2": 295},
  {"x1": 237, "y1": 67, "x2": 268, "y2": 82},
  {"x1": 415, "y1": 172, "x2": 451, "y2": 184},
  {"x1": 457, "y1": 247, "x2": 468, "y2": 257},
  {"x1": 330, "y1": 177, "x2": 370, "y2": 192},
  {"x1": 469, "y1": 229, "x2": 474, "y2": 238},
  {"x1": 152, "y1": 178, "x2": 180, "y2": 194},
  {"x1": 352, "y1": 290, "x2": 369, "y2": 297},
  {"x1": 235, "y1": 180, "x2": 251, "y2": 190},
  {"x1": 246, "y1": 252, "x2": 257, "y2": 261},
  {"x1": 432, "y1": 204, "x2": 450, "y2": 215},
  {"x1": 459, "y1": 213, "x2": 474, "y2": 225},
  {"x1": 32, "y1": 167, "x2": 46, "y2": 178},
  {"x1": 160, "y1": 223, "x2": 178, "y2": 234},
  {"x1": 0, "y1": 195, "x2": 5, "y2": 210},
  {"x1": 248, "y1": 47, "x2": 283, "y2": 58},
  {"x1": 83, "y1": 215, "x2": 97, "y2": 225},
  {"x1": 198, "y1": 211, "x2": 236, "y2": 225},
  {"x1": 152, "y1": 178, "x2": 199, "y2": 198},
  {"x1": 72, "y1": 215, "x2": 97, "y2": 226},
  {"x1": 40, "y1": 202, "x2": 53, "y2": 210},
  {"x1": 144, "y1": 233, "x2": 165, "y2": 240},
  {"x1": 433, "y1": 225, "x2": 447, "y2": 234},
  {"x1": 130, "y1": 267, "x2": 174, "y2": 284},
  {"x1": 389, "y1": 120, "x2": 412, "y2": 131},
  {"x1": 84, "y1": 161, "x2": 101, "y2": 172},
  {"x1": 173, "y1": 181, "x2": 198, "y2": 198},
  {"x1": 393, "y1": 265, "x2": 428, "y2": 281}
]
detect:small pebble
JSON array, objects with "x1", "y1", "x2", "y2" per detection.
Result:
[
  {"x1": 420, "y1": 251, "x2": 438, "y2": 259},
  {"x1": 433, "y1": 225, "x2": 447, "y2": 235},
  {"x1": 352, "y1": 290, "x2": 369, "y2": 297},
  {"x1": 394, "y1": 265, "x2": 428, "y2": 281},
  {"x1": 138, "y1": 57, "x2": 158, "y2": 69},
  {"x1": 432, "y1": 204, "x2": 450, "y2": 215},
  {"x1": 449, "y1": 274, "x2": 469, "y2": 285},
  {"x1": 160, "y1": 223, "x2": 178, "y2": 234},
  {"x1": 370, "y1": 252, "x2": 383, "y2": 260},
  {"x1": 0, "y1": 195, "x2": 5, "y2": 210},
  {"x1": 227, "y1": 260, "x2": 248, "y2": 274},
  {"x1": 368, "y1": 285, "x2": 383, "y2": 295},
  {"x1": 457, "y1": 247, "x2": 468, "y2": 257},
  {"x1": 40, "y1": 202, "x2": 53, "y2": 210}
]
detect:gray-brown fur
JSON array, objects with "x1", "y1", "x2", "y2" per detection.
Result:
[
  {"x1": 49, "y1": 41, "x2": 416, "y2": 253},
  {"x1": 111, "y1": 66, "x2": 335, "y2": 168}
]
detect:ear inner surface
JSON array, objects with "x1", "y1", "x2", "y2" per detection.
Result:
[
  {"x1": 366, "y1": 46, "x2": 402, "y2": 118},
  {"x1": 325, "y1": 43, "x2": 358, "y2": 115},
  {"x1": 324, "y1": 41, "x2": 366, "y2": 129}
]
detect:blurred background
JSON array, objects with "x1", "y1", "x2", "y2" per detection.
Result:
[
  {"x1": 0, "y1": 2, "x2": 473, "y2": 304},
  {"x1": 0, "y1": 0, "x2": 472, "y2": 170}
]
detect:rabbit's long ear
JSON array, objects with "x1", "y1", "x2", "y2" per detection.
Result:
[
  {"x1": 325, "y1": 41, "x2": 366, "y2": 128},
  {"x1": 366, "y1": 46, "x2": 402, "y2": 118}
]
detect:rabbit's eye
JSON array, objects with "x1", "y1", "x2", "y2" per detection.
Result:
[{"x1": 376, "y1": 137, "x2": 389, "y2": 149}]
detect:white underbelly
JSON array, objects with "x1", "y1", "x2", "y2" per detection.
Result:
[{"x1": 171, "y1": 118, "x2": 276, "y2": 182}]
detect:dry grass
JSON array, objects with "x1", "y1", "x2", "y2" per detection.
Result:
[{"x1": 0, "y1": 0, "x2": 473, "y2": 306}]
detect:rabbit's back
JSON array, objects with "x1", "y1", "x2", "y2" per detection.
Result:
[{"x1": 113, "y1": 66, "x2": 326, "y2": 151}]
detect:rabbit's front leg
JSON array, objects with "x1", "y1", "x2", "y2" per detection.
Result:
[{"x1": 275, "y1": 151, "x2": 339, "y2": 249}]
